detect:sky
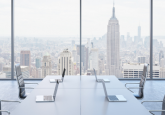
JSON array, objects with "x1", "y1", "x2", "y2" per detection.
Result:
[{"x1": 0, "y1": 0, "x2": 165, "y2": 38}]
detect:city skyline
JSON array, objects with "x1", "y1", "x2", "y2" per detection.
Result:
[{"x1": 0, "y1": 2, "x2": 165, "y2": 78}]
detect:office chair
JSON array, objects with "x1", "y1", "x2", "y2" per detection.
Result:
[
  {"x1": 125, "y1": 63, "x2": 148, "y2": 99},
  {"x1": 141, "y1": 95, "x2": 165, "y2": 115},
  {"x1": 15, "y1": 64, "x2": 38, "y2": 100},
  {"x1": 62, "y1": 68, "x2": 66, "y2": 82},
  {"x1": 0, "y1": 100, "x2": 20, "y2": 115}
]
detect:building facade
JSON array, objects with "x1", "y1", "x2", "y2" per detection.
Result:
[
  {"x1": 20, "y1": 50, "x2": 31, "y2": 70},
  {"x1": 36, "y1": 57, "x2": 41, "y2": 68},
  {"x1": 138, "y1": 56, "x2": 146, "y2": 63},
  {"x1": 107, "y1": 4, "x2": 120, "y2": 77},
  {"x1": 42, "y1": 54, "x2": 52, "y2": 78},
  {"x1": 58, "y1": 49, "x2": 74, "y2": 75}
]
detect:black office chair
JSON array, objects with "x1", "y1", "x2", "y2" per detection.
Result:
[
  {"x1": 125, "y1": 63, "x2": 148, "y2": 99},
  {"x1": 15, "y1": 64, "x2": 38, "y2": 100},
  {"x1": 141, "y1": 95, "x2": 165, "y2": 115},
  {"x1": 0, "y1": 100, "x2": 20, "y2": 115}
]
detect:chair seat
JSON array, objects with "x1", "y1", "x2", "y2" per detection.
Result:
[
  {"x1": 21, "y1": 93, "x2": 29, "y2": 99},
  {"x1": 133, "y1": 93, "x2": 142, "y2": 99}
]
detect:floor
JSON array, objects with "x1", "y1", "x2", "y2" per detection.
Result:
[{"x1": 0, "y1": 80, "x2": 164, "y2": 115}]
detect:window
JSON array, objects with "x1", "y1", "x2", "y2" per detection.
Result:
[
  {"x1": 153, "y1": 0, "x2": 165, "y2": 78},
  {"x1": 83, "y1": 0, "x2": 149, "y2": 78},
  {"x1": 0, "y1": 0, "x2": 11, "y2": 79},
  {"x1": 14, "y1": 0, "x2": 80, "y2": 78}
]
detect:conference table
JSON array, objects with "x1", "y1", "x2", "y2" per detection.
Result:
[{"x1": 11, "y1": 75, "x2": 151, "y2": 115}]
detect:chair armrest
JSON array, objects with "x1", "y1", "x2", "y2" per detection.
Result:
[
  {"x1": 127, "y1": 88, "x2": 134, "y2": 93},
  {"x1": 24, "y1": 83, "x2": 38, "y2": 84},
  {"x1": 125, "y1": 83, "x2": 140, "y2": 87},
  {"x1": 0, "y1": 110, "x2": 10, "y2": 115},
  {"x1": 19, "y1": 87, "x2": 34, "y2": 89},
  {"x1": 141, "y1": 100, "x2": 163, "y2": 104},
  {"x1": 149, "y1": 110, "x2": 165, "y2": 115},
  {"x1": 0, "y1": 100, "x2": 21, "y2": 103}
]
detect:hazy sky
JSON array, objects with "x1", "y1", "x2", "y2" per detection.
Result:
[{"x1": 0, "y1": 0, "x2": 165, "y2": 38}]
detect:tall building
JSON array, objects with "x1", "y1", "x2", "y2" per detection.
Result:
[
  {"x1": 41, "y1": 53, "x2": 52, "y2": 78},
  {"x1": 84, "y1": 47, "x2": 89, "y2": 71},
  {"x1": 138, "y1": 56, "x2": 146, "y2": 63},
  {"x1": 159, "y1": 50, "x2": 164, "y2": 65},
  {"x1": 107, "y1": 4, "x2": 120, "y2": 77},
  {"x1": 123, "y1": 63, "x2": 159, "y2": 78},
  {"x1": 138, "y1": 25, "x2": 141, "y2": 39},
  {"x1": 58, "y1": 49, "x2": 74, "y2": 75},
  {"x1": 89, "y1": 48, "x2": 98, "y2": 70},
  {"x1": 120, "y1": 35, "x2": 125, "y2": 48},
  {"x1": 72, "y1": 45, "x2": 77, "y2": 62},
  {"x1": 144, "y1": 36, "x2": 149, "y2": 48},
  {"x1": 20, "y1": 51, "x2": 31, "y2": 70},
  {"x1": 72, "y1": 40, "x2": 75, "y2": 50},
  {"x1": 35, "y1": 57, "x2": 41, "y2": 68},
  {"x1": 76, "y1": 45, "x2": 86, "y2": 70},
  {"x1": 36, "y1": 68, "x2": 42, "y2": 78}
]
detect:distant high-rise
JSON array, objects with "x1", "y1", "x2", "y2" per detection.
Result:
[
  {"x1": 72, "y1": 46, "x2": 77, "y2": 63},
  {"x1": 138, "y1": 56, "x2": 146, "y2": 63},
  {"x1": 138, "y1": 25, "x2": 141, "y2": 39},
  {"x1": 107, "y1": 3, "x2": 120, "y2": 77},
  {"x1": 89, "y1": 48, "x2": 98, "y2": 70},
  {"x1": 72, "y1": 40, "x2": 75, "y2": 50},
  {"x1": 20, "y1": 50, "x2": 31, "y2": 70},
  {"x1": 159, "y1": 50, "x2": 164, "y2": 65},
  {"x1": 35, "y1": 57, "x2": 41, "y2": 68},
  {"x1": 41, "y1": 53, "x2": 52, "y2": 78},
  {"x1": 120, "y1": 35, "x2": 125, "y2": 48},
  {"x1": 76, "y1": 45, "x2": 86, "y2": 69},
  {"x1": 58, "y1": 49, "x2": 74, "y2": 75},
  {"x1": 144, "y1": 36, "x2": 149, "y2": 48}
]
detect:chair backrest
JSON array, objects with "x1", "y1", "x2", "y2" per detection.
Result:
[
  {"x1": 62, "y1": 68, "x2": 66, "y2": 77},
  {"x1": 62, "y1": 68, "x2": 66, "y2": 81},
  {"x1": 15, "y1": 64, "x2": 26, "y2": 99},
  {"x1": 93, "y1": 68, "x2": 97, "y2": 80},
  {"x1": 162, "y1": 95, "x2": 165, "y2": 115},
  {"x1": 138, "y1": 63, "x2": 148, "y2": 98}
]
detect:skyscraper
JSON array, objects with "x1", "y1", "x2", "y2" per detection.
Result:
[
  {"x1": 138, "y1": 25, "x2": 141, "y2": 39},
  {"x1": 41, "y1": 53, "x2": 52, "y2": 78},
  {"x1": 76, "y1": 45, "x2": 86, "y2": 70},
  {"x1": 20, "y1": 50, "x2": 31, "y2": 70},
  {"x1": 72, "y1": 45, "x2": 77, "y2": 63},
  {"x1": 89, "y1": 48, "x2": 98, "y2": 70},
  {"x1": 159, "y1": 50, "x2": 164, "y2": 65},
  {"x1": 138, "y1": 56, "x2": 146, "y2": 63},
  {"x1": 35, "y1": 57, "x2": 41, "y2": 68},
  {"x1": 58, "y1": 49, "x2": 74, "y2": 75},
  {"x1": 107, "y1": 4, "x2": 120, "y2": 77}
]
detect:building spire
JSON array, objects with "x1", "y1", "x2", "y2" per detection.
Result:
[{"x1": 111, "y1": 1, "x2": 116, "y2": 19}]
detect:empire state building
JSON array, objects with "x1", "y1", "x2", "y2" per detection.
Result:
[{"x1": 107, "y1": 4, "x2": 120, "y2": 77}]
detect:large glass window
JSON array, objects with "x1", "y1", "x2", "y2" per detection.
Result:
[
  {"x1": 0, "y1": 0, "x2": 11, "y2": 79},
  {"x1": 153, "y1": 0, "x2": 165, "y2": 78},
  {"x1": 14, "y1": 0, "x2": 80, "y2": 78},
  {"x1": 82, "y1": 0, "x2": 149, "y2": 78}
]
